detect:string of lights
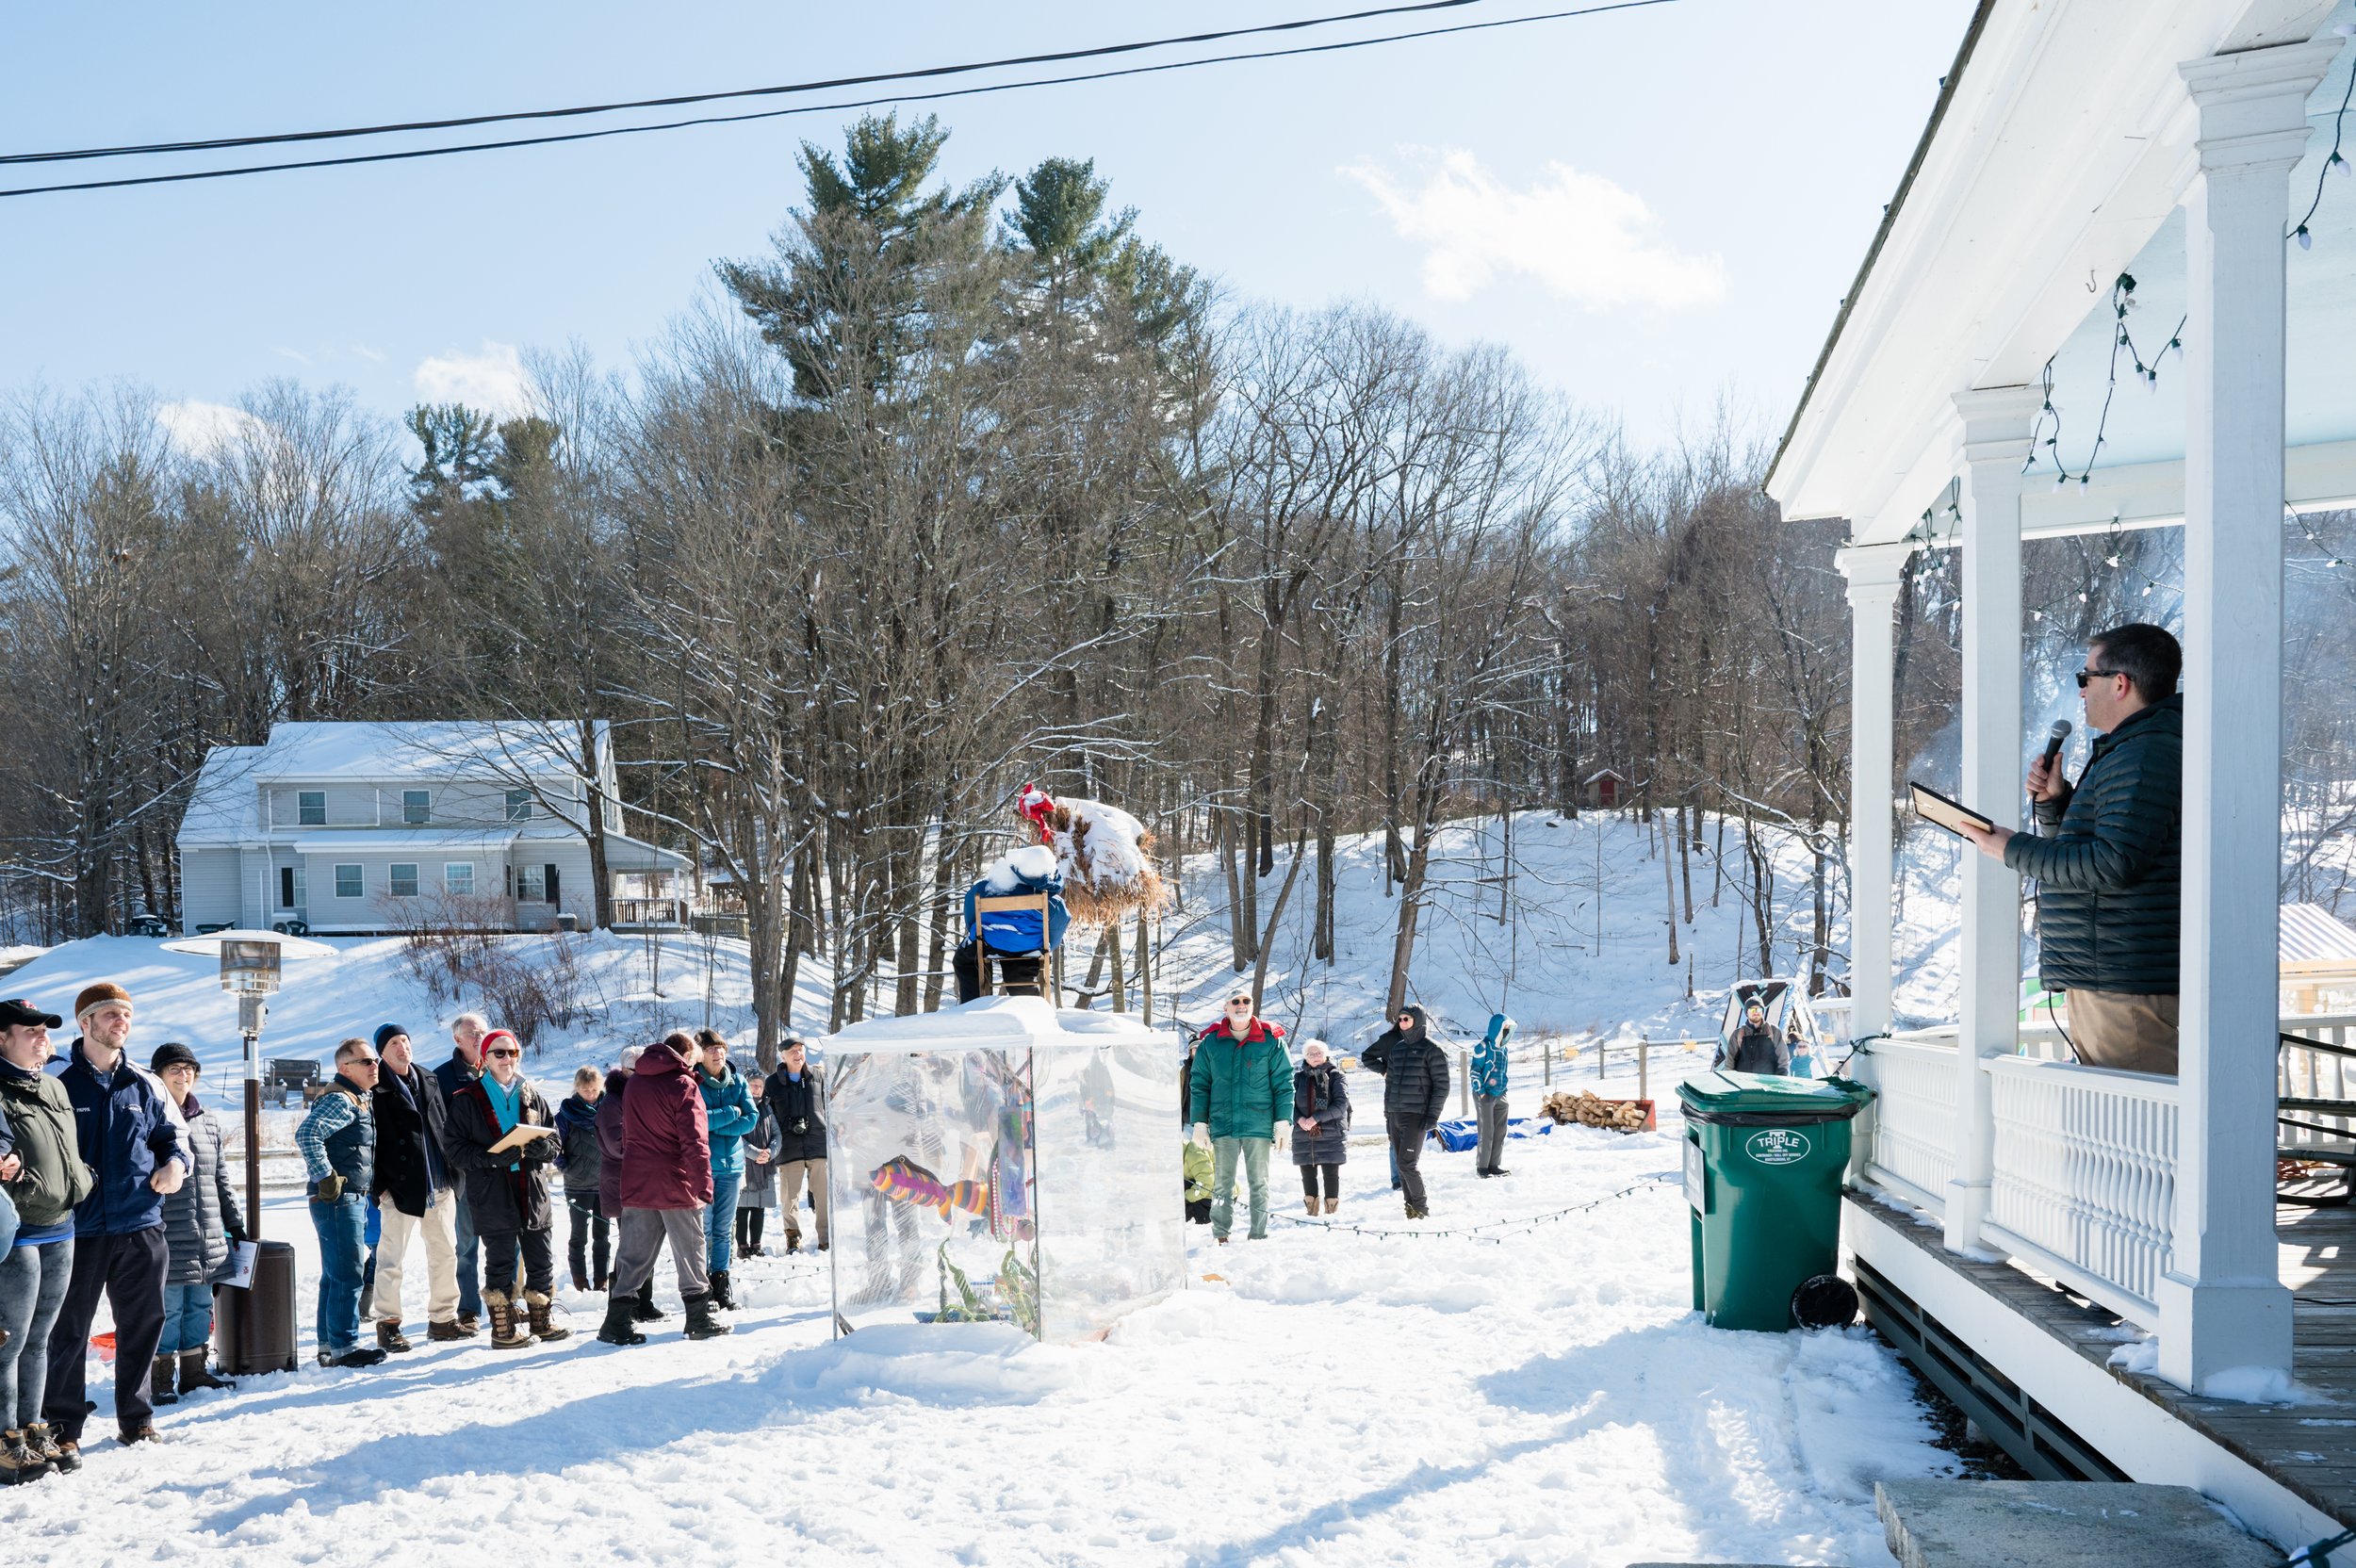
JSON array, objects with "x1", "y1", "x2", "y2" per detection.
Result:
[
  {"x1": 2292, "y1": 21, "x2": 2356, "y2": 250},
  {"x1": 1268, "y1": 1171, "x2": 1679, "y2": 1245},
  {"x1": 2022, "y1": 274, "x2": 2184, "y2": 491}
]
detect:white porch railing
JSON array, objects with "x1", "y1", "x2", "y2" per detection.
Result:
[
  {"x1": 1858, "y1": 1039, "x2": 1960, "y2": 1215},
  {"x1": 1856, "y1": 1011, "x2": 2356, "y2": 1330},
  {"x1": 1982, "y1": 1056, "x2": 2178, "y2": 1326}
]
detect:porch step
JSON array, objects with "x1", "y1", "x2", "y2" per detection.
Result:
[{"x1": 1875, "y1": 1480, "x2": 2277, "y2": 1567}]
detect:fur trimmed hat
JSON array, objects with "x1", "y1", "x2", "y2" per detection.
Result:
[{"x1": 74, "y1": 981, "x2": 131, "y2": 1021}]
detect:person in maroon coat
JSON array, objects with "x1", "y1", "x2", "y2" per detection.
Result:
[
  {"x1": 594, "y1": 1048, "x2": 663, "y2": 1326},
  {"x1": 597, "y1": 1033, "x2": 728, "y2": 1347}
]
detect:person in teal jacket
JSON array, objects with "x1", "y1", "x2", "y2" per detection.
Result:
[
  {"x1": 693, "y1": 1030, "x2": 759, "y2": 1310},
  {"x1": 1186, "y1": 989, "x2": 1292, "y2": 1243},
  {"x1": 1473, "y1": 1013, "x2": 1515, "y2": 1179}
]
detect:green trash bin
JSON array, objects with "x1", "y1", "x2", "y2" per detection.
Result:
[{"x1": 1678, "y1": 1070, "x2": 1874, "y2": 1332}]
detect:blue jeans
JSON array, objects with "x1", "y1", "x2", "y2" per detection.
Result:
[
  {"x1": 0, "y1": 1184, "x2": 17, "y2": 1254},
  {"x1": 159, "y1": 1281, "x2": 214, "y2": 1356},
  {"x1": 705, "y1": 1169, "x2": 743, "y2": 1272},
  {"x1": 310, "y1": 1194, "x2": 368, "y2": 1356},
  {"x1": 451, "y1": 1173, "x2": 482, "y2": 1318},
  {"x1": 0, "y1": 1236, "x2": 72, "y2": 1428}
]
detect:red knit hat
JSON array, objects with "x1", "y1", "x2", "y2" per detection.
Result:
[{"x1": 478, "y1": 1029, "x2": 522, "y2": 1058}]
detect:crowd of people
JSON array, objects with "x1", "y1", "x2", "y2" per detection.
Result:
[{"x1": 0, "y1": 985, "x2": 831, "y2": 1485}]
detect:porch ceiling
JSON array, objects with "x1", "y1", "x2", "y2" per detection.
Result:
[{"x1": 1767, "y1": 0, "x2": 2347, "y2": 538}]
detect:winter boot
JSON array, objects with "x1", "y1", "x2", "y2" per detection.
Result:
[
  {"x1": 375, "y1": 1319, "x2": 413, "y2": 1354},
  {"x1": 484, "y1": 1290, "x2": 532, "y2": 1350},
  {"x1": 525, "y1": 1290, "x2": 571, "y2": 1342},
  {"x1": 455, "y1": 1312, "x2": 482, "y2": 1336},
  {"x1": 148, "y1": 1355, "x2": 179, "y2": 1407},
  {"x1": 1303, "y1": 1198, "x2": 1317, "y2": 1215},
  {"x1": 178, "y1": 1351, "x2": 235, "y2": 1392},
  {"x1": 596, "y1": 1293, "x2": 646, "y2": 1347},
  {"x1": 682, "y1": 1293, "x2": 732, "y2": 1340},
  {"x1": 47, "y1": 1432, "x2": 80, "y2": 1474},
  {"x1": 118, "y1": 1419, "x2": 160, "y2": 1445},
  {"x1": 1, "y1": 1429, "x2": 45, "y2": 1484},
  {"x1": 630, "y1": 1282, "x2": 665, "y2": 1322},
  {"x1": 24, "y1": 1423, "x2": 64, "y2": 1475},
  {"x1": 709, "y1": 1269, "x2": 736, "y2": 1311},
  {"x1": 570, "y1": 1263, "x2": 592, "y2": 1293},
  {"x1": 784, "y1": 1229, "x2": 801, "y2": 1254},
  {"x1": 427, "y1": 1318, "x2": 468, "y2": 1343}
]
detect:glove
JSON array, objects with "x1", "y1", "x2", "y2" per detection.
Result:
[
  {"x1": 312, "y1": 1174, "x2": 345, "y2": 1202},
  {"x1": 1190, "y1": 1122, "x2": 1212, "y2": 1152},
  {"x1": 1272, "y1": 1122, "x2": 1290, "y2": 1154}
]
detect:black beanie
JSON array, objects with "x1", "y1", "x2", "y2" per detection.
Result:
[
  {"x1": 149, "y1": 1041, "x2": 201, "y2": 1074},
  {"x1": 373, "y1": 1023, "x2": 409, "y2": 1053}
]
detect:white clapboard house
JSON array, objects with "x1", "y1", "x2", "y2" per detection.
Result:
[
  {"x1": 175, "y1": 721, "x2": 688, "y2": 935},
  {"x1": 1769, "y1": 0, "x2": 2356, "y2": 1550}
]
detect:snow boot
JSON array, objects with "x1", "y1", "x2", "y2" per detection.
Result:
[
  {"x1": 178, "y1": 1351, "x2": 235, "y2": 1392},
  {"x1": 525, "y1": 1290, "x2": 571, "y2": 1342},
  {"x1": 24, "y1": 1424, "x2": 64, "y2": 1475},
  {"x1": 785, "y1": 1229, "x2": 801, "y2": 1254},
  {"x1": 427, "y1": 1318, "x2": 467, "y2": 1342},
  {"x1": 455, "y1": 1312, "x2": 482, "y2": 1336},
  {"x1": 682, "y1": 1293, "x2": 732, "y2": 1340},
  {"x1": 630, "y1": 1282, "x2": 665, "y2": 1321},
  {"x1": 570, "y1": 1263, "x2": 592, "y2": 1293},
  {"x1": 1303, "y1": 1198, "x2": 1317, "y2": 1215},
  {"x1": 596, "y1": 1293, "x2": 646, "y2": 1347},
  {"x1": 594, "y1": 1269, "x2": 610, "y2": 1292},
  {"x1": 51, "y1": 1435, "x2": 81, "y2": 1473},
  {"x1": 1, "y1": 1428, "x2": 47, "y2": 1485},
  {"x1": 148, "y1": 1356, "x2": 179, "y2": 1407},
  {"x1": 118, "y1": 1419, "x2": 160, "y2": 1445},
  {"x1": 484, "y1": 1290, "x2": 532, "y2": 1350},
  {"x1": 375, "y1": 1319, "x2": 413, "y2": 1354},
  {"x1": 1491, "y1": 1166, "x2": 1511, "y2": 1177},
  {"x1": 710, "y1": 1269, "x2": 736, "y2": 1311}
]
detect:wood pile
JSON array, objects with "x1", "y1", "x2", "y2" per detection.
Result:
[{"x1": 1541, "y1": 1090, "x2": 1650, "y2": 1132}]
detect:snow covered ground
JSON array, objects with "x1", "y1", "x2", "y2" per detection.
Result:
[{"x1": 11, "y1": 1120, "x2": 1955, "y2": 1566}]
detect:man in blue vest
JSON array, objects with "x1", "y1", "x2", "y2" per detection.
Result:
[
  {"x1": 42, "y1": 982, "x2": 188, "y2": 1458},
  {"x1": 297, "y1": 1038, "x2": 388, "y2": 1370}
]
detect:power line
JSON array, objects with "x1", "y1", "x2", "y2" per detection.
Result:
[
  {"x1": 4, "y1": 0, "x2": 1526, "y2": 168},
  {"x1": 0, "y1": 0, "x2": 1678, "y2": 201}
]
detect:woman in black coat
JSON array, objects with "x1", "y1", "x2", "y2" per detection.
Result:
[
  {"x1": 443, "y1": 1030, "x2": 565, "y2": 1348},
  {"x1": 1291, "y1": 1040, "x2": 1350, "y2": 1215}
]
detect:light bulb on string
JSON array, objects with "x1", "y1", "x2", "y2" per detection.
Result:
[{"x1": 2298, "y1": 224, "x2": 2315, "y2": 250}]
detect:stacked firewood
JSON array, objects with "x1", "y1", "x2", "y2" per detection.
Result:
[{"x1": 1540, "y1": 1090, "x2": 1649, "y2": 1131}]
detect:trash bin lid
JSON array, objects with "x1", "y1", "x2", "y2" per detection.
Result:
[{"x1": 1677, "y1": 1070, "x2": 1873, "y2": 1125}]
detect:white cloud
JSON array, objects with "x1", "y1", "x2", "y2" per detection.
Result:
[
  {"x1": 413, "y1": 340, "x2": 531, "y2": 418},
  {"x1": 157, "y1": 400, "x2": 264, "y2": 458},
  {"x1": 1343, "y1": 149, "x2": 1726, "y2": 311}
]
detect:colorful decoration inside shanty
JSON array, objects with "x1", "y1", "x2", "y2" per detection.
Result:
[{"x1": 825, "y1": 996, "x2": 1183, "y2": 1343}]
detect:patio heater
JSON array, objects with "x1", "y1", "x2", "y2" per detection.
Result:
[{"x1": 160, "y1": 928, "x2": 334, "y2": 1375}]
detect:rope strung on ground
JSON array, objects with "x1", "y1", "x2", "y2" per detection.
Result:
[
  {"x1": 2287, "y1": 1525, "x2": 2356, "y2": 1566},
  {"x1": 1268, "y1": 1172, "x2": 1679, "y2": 1246}
]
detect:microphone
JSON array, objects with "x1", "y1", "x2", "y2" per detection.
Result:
[{"x1": 2039, "y1": 718, "x2": 2072, "y2": 773}]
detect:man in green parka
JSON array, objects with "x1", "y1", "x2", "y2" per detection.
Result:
[{"x1": 1187, "y1": 989, "x2": 1292, "y2": 1243}]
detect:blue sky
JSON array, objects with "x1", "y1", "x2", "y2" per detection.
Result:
[{"x1": 0, "y1": 1, "x2": 1974, "y2": 449}]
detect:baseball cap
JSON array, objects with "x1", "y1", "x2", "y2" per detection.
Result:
[{"x1": 0, "y1": 998, "x2": 63, "y2": 1029}]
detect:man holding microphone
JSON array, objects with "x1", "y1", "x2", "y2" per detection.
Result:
[{"x1": 1959, "y1": 623, "x2": 2184, "y2": 1074}]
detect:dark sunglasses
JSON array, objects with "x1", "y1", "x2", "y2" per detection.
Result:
[
  {"x1": 2074, "y1": 667, "x2": 2125, "y2": 689},
  {"x1": 350, "y1": 1056, "x2": 380, "y2": 1068},
  {"x1": 486, "y1": 1048, "x2": 520, "y2": 1059}
]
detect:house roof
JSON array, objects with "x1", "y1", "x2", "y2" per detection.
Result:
[
  {"x1": 1584, "y1": 769, "x2": 1630, "y2": 784},
  {"x1": 2282, "y1": 902, "x2": 2356, "y2": 966},
  {"x1": 177, "y1": 745, "x2": 266, "y2": 843}
]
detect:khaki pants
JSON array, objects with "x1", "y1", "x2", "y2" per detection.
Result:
[
  {"x1": 375, "y1": 1186, "x2": 460, "y2": 1325},
  {"x1": 777, "y1": 1158, "x2": 830, "y2": 1246},
  {"x1": 2068, "y1": 988, "x2": 2179, "y2": 1075}
]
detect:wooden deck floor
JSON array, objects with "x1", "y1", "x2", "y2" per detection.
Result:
[{"x1": 1859, "y1": 1192, "x2": 2356, "y2": 1527}]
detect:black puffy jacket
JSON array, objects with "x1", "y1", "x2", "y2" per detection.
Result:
[
  {"x1": 2004, "y1": 694, "x2": 2182, "y2": 996},
  {"x1": 159, "y1": 1094, "x2": 246, "y2": 1283},
  {"x1": 1362, "y1": 1005, "x2": 1453, "y2": 1123},
  {"x1": 446, "y1": 1076, "x2": 557, "y2": 1234}
]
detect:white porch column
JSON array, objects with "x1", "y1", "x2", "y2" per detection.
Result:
[
  {"x1": 1946, "y1": 386, "x2": 2042, "y2": 1252},
  {"x1": 2158, "y1": 41, "x2": 2337, "y2": 1394},
  {"x1": 1838, "y1": 541, "x2": 1914, "y2": 1047}
]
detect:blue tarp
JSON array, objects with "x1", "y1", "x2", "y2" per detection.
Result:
[{"x1": 1431, "y1": 1117, "x2": 1553, "y2": 1153}]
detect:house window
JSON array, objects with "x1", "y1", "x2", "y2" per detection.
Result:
[
  {"x1": 444, "y1": 862, "x2": 475, "y2": 897},
  {"x1": 402, "y1": 790, "x2": 432, "y2": 825},
  {"x1": 389, "y1": 864, "x2": 419, "y2": 898},
  {"x1": 334, "y1": 864, "x2": 364, "y2": 899},
  {"x1": 298, "y1": 791, "x2": 325, "y2": 826},
  {"x1": 515, "y1": 864, "x2": 546, "y2": 903},
  {"x1": 278, "y1": 865, "x2": 305, "y2": 908},
  {"x1": 507, "y1": 789, "x2": 532, "y2": 822}
]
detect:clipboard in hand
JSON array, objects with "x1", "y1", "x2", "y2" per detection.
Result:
[
  {"x1": 1909, "y1": 781, "x2": 1995, "y2": 839},
  {"x1": 487, "y1": 1124, "x2": 558, "y2": 1156}
]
